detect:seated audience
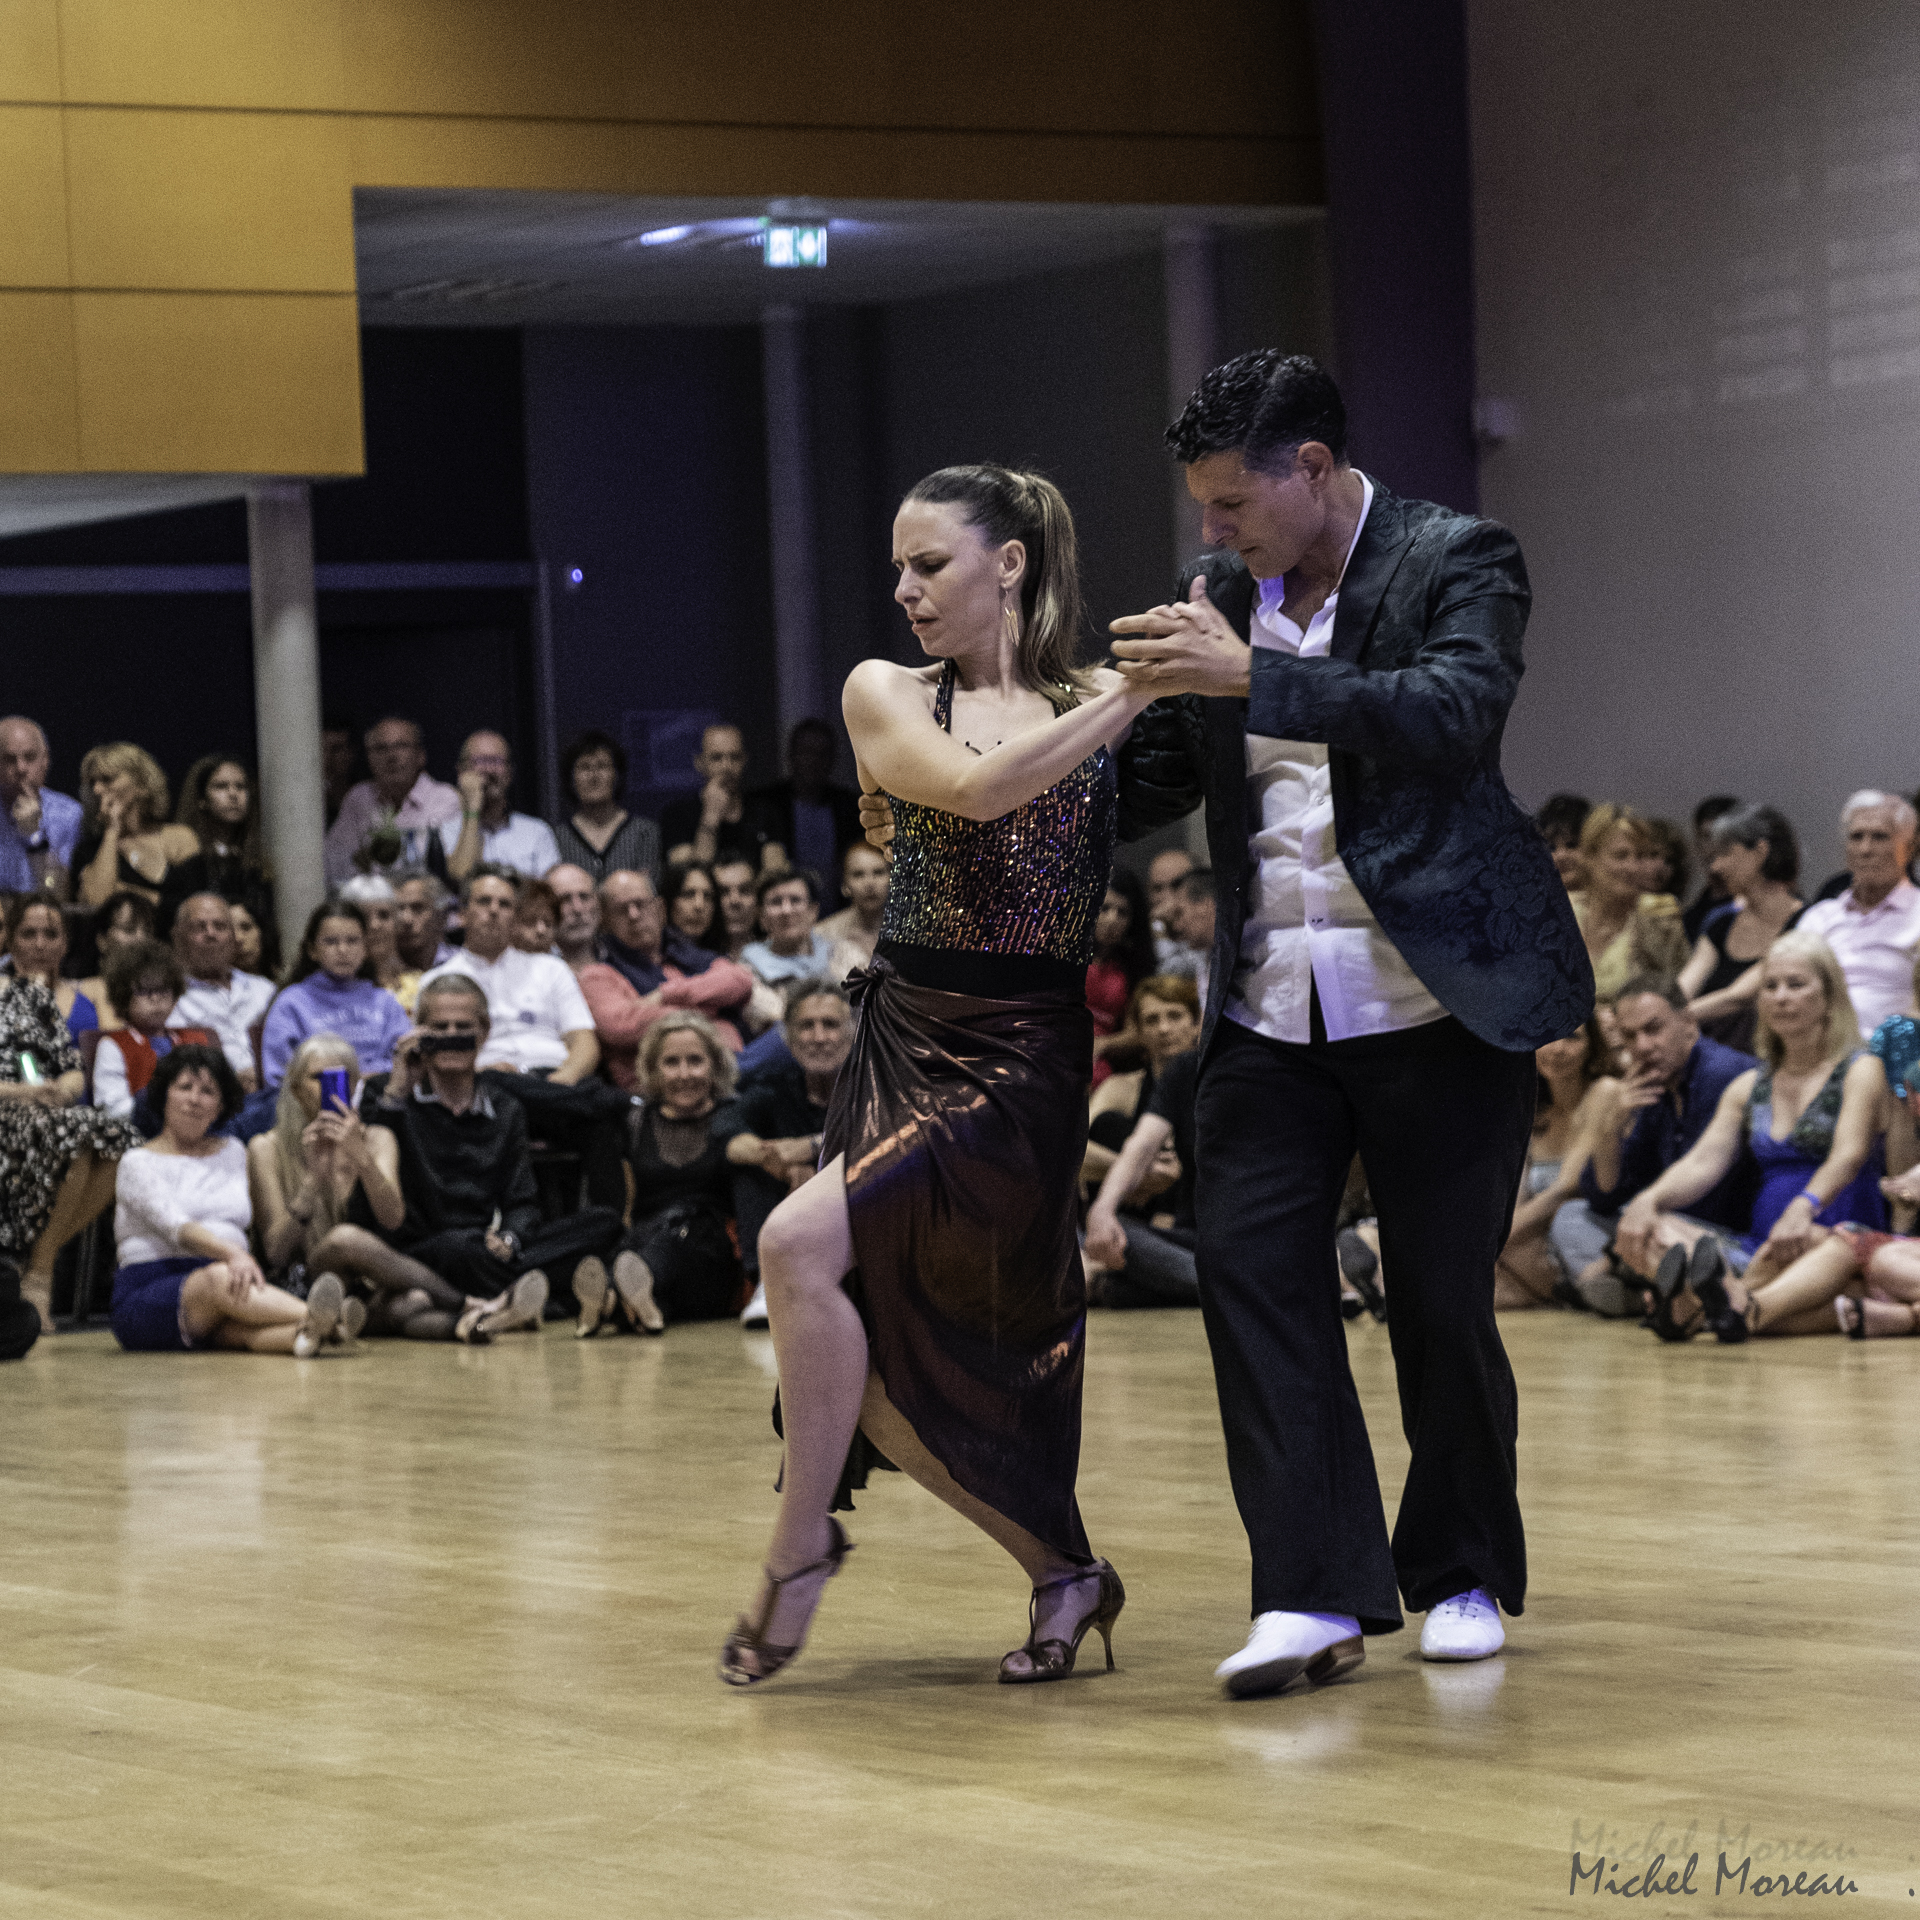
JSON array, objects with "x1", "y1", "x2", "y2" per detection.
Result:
[
  {"x1": 1, "y1": 976, "x2": 138, "y2": 1329},
  {"x1": 1493, "y1": 1022, "x2": 1617, "y2": 1309},
  {"x1": 659, "y1": 723, "x2": 781, "y2": 872},
  {"x1": 815, "y1": 841, "x2": 890, "y2": 979},
  {"x1": 1146, "y1": 848, "x2": 1195, "y2": 966},
  {"x1": 1558, "y1": 976, "x2": 1759, "y2": 1315},
  {"x1": 723, "y1": 979, "x2": 854, "y2": 1328},
  {"x1": 743, "y1": 868, "x2": 834, "y2": 984},
  {"x1": 418, "y1": 868, "x2": 628, "y2": 1210},
  {"x1": 324, "y1": 715, "x2": 461, "y2": 885},
  {"x1": 1640, "y1": 817, "x2": 1690, "y2": 901},
  {"x1": 227, "y1": 900, "x2": 271, "y2": 979},
  {"x1": 261, "y1": 901, "x2": 410, "y2": 1091},
  {"x1": 321, "y1": 714, "x2": 357, "y2": 828},
  {"x1": 249, "y1": 1033, "x2": 532, "y2": 1343},
  {"x1": 748, "y1": 718, "x2": 863, "y2": 907},
  {"x1": 5, "y1": 893, "x2": 97, "y2": 1039},
  {"x1": 573, "y1": 868, "x2": 751, "y2": 1087},
  {"x1": 575, "y1": 1013, "x2": 742, "y2": 1336},
  {"x1": 1568, "y1": 803, "x2": 1690, "y2": 999},
  {"x1": 443, "y1": 730, "x2": 560, "y2": 882},
  {"x1": 1678, "y1": 803, "x2": 1803, "y2": 1048},
  {"x1": 1534, "y1": 792, "x2": 1592, "y2": 890},
  {"x1": 92, "y1": 940, "x2": 215, "y2": 1123},
  {"x1": 1791, "y1": 790, "x2": 1920, "y2": 1034},
  {"x1": 168, "y1": 892, "x2": 276, "y2": 1092},
  {"x1": 663, "y1": 860, "x2": 728, "y2": 955},
  {"x1": 1161, "y1": 869, "x2": 1217, "y2": 1007},
  {"x1": 1617, "y1": 932, "x2": 1886, "y2": 1340},
  {"x1": 1083, "y1": 1036, "x2": 1203, "y2": 1309},
  {"x1": 156, "y1": 754, "x2": 276, "y2": 950},
  {"x1": 511, "y1": 878, "x2": 560, "y2": 954},
  {"x1": 0, "y1": 715, "x2": 83, "y2": 898},
  {"x1": 110, "y1": 1043, "x2": 352, "y2": 1355},
  {"x1": 1681, "y1": 793, "x2": 1743, "y2": 941},
  {"x1": 390, "y1": 867, "x2": 455, "y2": 1012},
  {"x1": 75, "y1": 889, "x2": 158, "y2": 1032},
  {"x1": 553, "y1": 728, "x2": 660, "y2": 883},
  {"x1": 338, "y1": 874, "x2": 405, "y2": 992},
  {"x1": 1084, "y1": 975, "x2": 1201, "y2": 1198},
  {"x1": 1086, "y1": 869, "x2": 1156, "y2": 1084},
  {"x1": 714, "y1": 854, "x2": 785, "y2": 1036},
  {"x1": 75, "y1": 743, "x2": 199, "y2": 910}
]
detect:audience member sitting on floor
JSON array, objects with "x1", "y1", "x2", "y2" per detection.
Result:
[
  {"x1": 579, "y1": 868, "x2": 752, "y2": 1086},
  {"x1": 75, "y1": 743, "x2": 199, "y2": 910},
  {"x1": 576, "y1": 1013, "x2": 742, "y2": 1338},
  {"x1": 1146, "y1": 847, "x2": 1195, "y2": 965},
  {"x1": 337, "y1": 874, "x2": 405, "y2": 993},
  {"x1": 1084, "y1": 974, "x2": 1201, "y2": 1199},
  {"x1": 368, "y1": 974, "x2": 621, "y2": 1336},
  {"x1": 1493, "y1": 1021, "x2": 1618, "y2": 1309},
  {"x1": 724, "y1": 978, "x2": 854, "y2": 1329},
  {"x1": 325, "y1": 715, "x2": 460, "y2": 886},
  {"x1": 748, "y1": 718, "x2": 863, "y2": 907},
  {"x1": 110, "y1": 1043, "x2": 352, "y2": 1356},
  {"x1": 419, "y1": 867, "x2": 628, "y2": 1211},
  {"x1": 157, "y1": 754, "x2": 276, "y2": 952},
  {"x1": 1681, "y1": 794, "x2": 1743, "y2": 941},
  {"x1": 554, "y1": 728, "x2": 660, "y2": 884},
  {"x1": 75, "y1": 888, "x2": 157, "y2": 1032},
  {"x1": 0, "y1": 714, "x2": 83, "y2": 897},
  {"x1": 1617, "y1": 932, "x2": 1886, "y2": 1341},
  {"x1": 1568, "y1": 803, "x2": 1690, "y2": 1000},
  {"x1": 1534, "y1": 792, "x2": 1591, "y2": 891},
  {"x1": 815, "y1": 841, "x2": 890, "y2": 979},
  {"x1": 1787, "y1": 791, "x2": 1920, "y2": 1035},
  {"x1": 510, "y1": 878, "x2": 559, "y2": 955},
  {"x1": 1083, "y1": 1036, "x2": 1203, "y2": 1310},
  {"x1": 5, "y1": 892, "x2": 97, "y2": 1039},
  {"x1": 261, "y1": 901, "x2": 410, "y2": 1092},
  {"x1": 1557, "y1": 976, "x2": 1759, "y2": 1316},
  {"x1": 0, "y1": 975, "x2": 138, "y2": 1329},
  {"x1": 168, "y1": 892, "x2": 275, "y2": 1093},
  {"x1": 663, "y1": 859, "x2": 728, "y2": 954},
  {"x1": 389, "y1": 867, "x2": 455, "y2": 1012},
  {"x1": 443, "y1": 730, "x2": 560, "y2": 883},
  {"x1": 1086, "y1": 868, "x2": 1157, "y2": 1085},
  {"x1": 92, "y1": 940, "x2": 214, "y2": 1123},
  {"x1": 248, "y1": 1032, "x2": 524, "y2": 1344},
  {"x1": 1678, "y1": 803, "x2": 1803, "y2": 1049},
  {"x1": 742, "y1": 868, "x2": 833, "y2": 984},
  {"x1": 660, "y1": 723, "x2": 781, "y2": 873}
]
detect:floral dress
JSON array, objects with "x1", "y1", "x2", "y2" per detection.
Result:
[{"x1": 0, "y1": 981, "x2": 139, "y2": 1256}]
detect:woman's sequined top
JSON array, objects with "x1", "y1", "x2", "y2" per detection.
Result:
[{"x1": 878, "y1": 661, "x2": 1118, "y2": 964}]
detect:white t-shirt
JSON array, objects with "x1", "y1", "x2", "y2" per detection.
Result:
[
  {"x1": 418, "y1": 945, "x2": 594, "y2": 1073},
  {"x1": 437, "y1": 811, "x2": 561, "y2": 881},
  {"x1": 169, "y1": 970, "x2": 277, "y2": 1077},
  {"x1": 114, "y1": 1137, "x2": 251, "y2": 1268}
]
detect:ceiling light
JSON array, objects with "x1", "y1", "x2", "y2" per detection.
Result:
[{"x1": 636, "y1": 225, "x2": 693, "y2": 247}]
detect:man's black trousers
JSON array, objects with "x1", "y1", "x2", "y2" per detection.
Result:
[{"x1": 1193, "y1": 1012, "x2": 1535, "y2": 1634}]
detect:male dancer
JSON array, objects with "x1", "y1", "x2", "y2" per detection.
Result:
[{"x1": 1108, "y1": 352, "x2": 1591, "y2": 1696}]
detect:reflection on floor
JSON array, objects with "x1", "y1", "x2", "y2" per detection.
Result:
[{"x1": 4, "y1": 1312, "x2": 1914, "y2": 1918}]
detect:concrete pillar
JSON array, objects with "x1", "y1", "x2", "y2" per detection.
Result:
[
  {"x1": 247, "y1": 482, "x2": 327, "y2": 962},
  {"x1": 761, "y1": 304, "x2": 825, "y2": 745},
  {"x1": 1164, "y1": 225, "x2": 1219, "y2": 570}
]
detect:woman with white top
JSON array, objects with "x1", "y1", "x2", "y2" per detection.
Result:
[{"x1": 111, "y1": 1043, "x2": 350, "y2": 1356}]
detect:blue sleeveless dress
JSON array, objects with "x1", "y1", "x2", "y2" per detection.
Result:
[
  {"x1": 816, "y1": 661, "x2": 1117, "y2": 1560},
  {"x1": 1739, "y1": 1053, "x2": 1885, "y2": 1253}
]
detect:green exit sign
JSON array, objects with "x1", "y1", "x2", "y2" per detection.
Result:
[{"x1": 764, "y1": 225, "x2": 828, "y2": 268}]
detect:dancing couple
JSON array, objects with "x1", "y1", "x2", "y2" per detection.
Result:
[{"x1": 721, "y1": 353, "x2": 1592, "y2": 1697}]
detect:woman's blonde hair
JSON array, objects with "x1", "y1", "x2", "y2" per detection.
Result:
[
  {"x1": 271, "y1": 1033, "x2": 360, "y2": 1241},
  {"x1": 1577, "y1": 801, "x2": 1658, "y2": 860},
  {"x1": 1753, "y1": 930, "x2": 1861, "y2": 1069},
  {"x1": 637, "y1": 1011, "x2": 738, "y2": 1104},
  {"x1": 80, "y1": 742, "x2": 171, "y2": 831},
  {"x1": 902, "y1": 465, "x2": 1089, "y2": 702}
]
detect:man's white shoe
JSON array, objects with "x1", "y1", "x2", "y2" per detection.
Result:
[
  {"x1": 1420, "y1": 1588, "x2": 1504, "y2": 1661},
  {"x1": 740, "y1": 1281, "x2": 770, "y2": 1329},
  {"x1": 1213, "y1": 1610, "x2": 1364, "y2": 1699}
]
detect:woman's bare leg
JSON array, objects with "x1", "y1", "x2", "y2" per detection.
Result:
[
  {"x1": 178, "y1": 1264, "x2": 311, "y2": 1353},
  {"x1": 1736, "y1": 1237, "x2": 1859, "y2": 1334},
  {"x1": 22, "y1": 1148, "x2": 119, "y2": 1327},
  {"x1": 1495, "y1": 1240, "x2": 1558, "y2": 1308},
  {"x1": 309, "y1": 1223, "x2": 469, "y2": 1314}
]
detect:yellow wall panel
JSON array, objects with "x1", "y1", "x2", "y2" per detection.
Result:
[
  {"x1": 0, "y1": 292, "x2": 81, "y2": 467},
  {"x1": 56, "y1": 0, "x2": 348, "y2": 110},
  {"x1": 64, "y1": 110, "x2": 355, "y2": 291},
  {"x1": 0, "y1": 0, "x2": 62, "y2": 101},
  {"x1": 71, "y1": 291, "x2": 363, "y2": 472},
  {"x1": 0, "y1": 107, "x2": 72, "y2": 284}
]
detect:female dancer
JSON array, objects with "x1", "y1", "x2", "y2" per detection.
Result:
[{"x1": 720, "y1": 465, "x2": 1154, "y2": 1688}]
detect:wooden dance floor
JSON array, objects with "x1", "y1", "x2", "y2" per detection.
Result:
[{"x1": 5, "y1": 1311, "x2": 1915, "y2": 1917}]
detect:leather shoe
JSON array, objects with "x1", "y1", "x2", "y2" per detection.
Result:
[
  {"x1": 1420, "y1": 1588, "x2": 1504, "y2": 1661},
  {"x1": 1214, "y1": 1610, "x2": 1364, "y2": 1698}
]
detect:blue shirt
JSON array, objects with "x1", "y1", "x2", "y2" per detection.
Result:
[
  {"x1": 1581, "y1": 1034, "x2": 1759, "y2": 1227},
  {"x1": 260, "y1": 972, "x2": 411, "y2": 1088},
  {"x1": 0, "y1": 788, "x2": 83, "y2": 891}
]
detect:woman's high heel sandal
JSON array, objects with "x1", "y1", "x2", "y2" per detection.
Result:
[
  {"x1": 1687, "y1": 1238, "x2": 1754, "y2": 1344},
  {"x1": 718, "y1": 1519, "x2": 854, "y2": 1688},
  {"x1": 998, "y1": 1559, "x2": 1125, "y2": 1685}
]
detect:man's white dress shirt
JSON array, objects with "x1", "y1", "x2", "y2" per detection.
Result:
[
  {"x1": 1225, "y1": 474, "x2": 1447, "y2": 1045},
  {"x1": 1798, "y1": 879, "x2": 1920, "y2": 1034},
  {"x1": 168, "y1": 970, "x2": 277, "y2": 1077},
  {"x1": 325, "y1": 771, "x2": 463, "y2": 886},
  {"x1": 419, "y1": 945, "x2": 594, "y2": 1073}
]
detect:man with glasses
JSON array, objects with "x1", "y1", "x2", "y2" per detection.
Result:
[{"x1": 442, "y1": 730, "x2": 560, "y2": 883}]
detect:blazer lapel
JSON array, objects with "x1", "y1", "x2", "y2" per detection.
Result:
[{"x1": 1330, "y1": 482, "x2": 1414, "y2": 664}]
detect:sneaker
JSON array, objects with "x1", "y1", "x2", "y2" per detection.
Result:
[
  {"x1": 1420, "y1": 1588, "x2": 1504, "y2": 1662},
  {"x1": 739, "y1": 1279, "x2": 769, "y2": 1329}
]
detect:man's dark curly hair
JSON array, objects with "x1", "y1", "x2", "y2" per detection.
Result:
[{"x1": 1165, "y1": 351, "x2": 1348, "y2": 471}]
